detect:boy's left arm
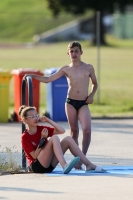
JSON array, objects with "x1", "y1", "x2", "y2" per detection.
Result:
[{"x1": 86, "y1": 66, "x2": 98, "y2": 104}]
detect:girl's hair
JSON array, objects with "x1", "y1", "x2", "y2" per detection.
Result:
[
  {"x1": 68, "y1": 41, "x2": 82, "y2": 51},
  {"x1": 18, "y1": 105, "x2": 36, "y2": 119}
]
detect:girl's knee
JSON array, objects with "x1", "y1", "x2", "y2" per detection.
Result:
[
  {"x1": 66, "y1": 136, "x2": 72, "y2": 140},
  {"x1": 62, "y1": 136, "x2": 72, "y2": 143},
  {"x1": 50, "y1": 135, "x2": 60, "y2": 141},
  {"x1": 65, "y1": 136, "x2": 77, "y2": 144}
]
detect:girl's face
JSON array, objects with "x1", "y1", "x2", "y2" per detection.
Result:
[
  {"x1": 67, "y1": 46, "x2": 82, "y2": 61},
  {"x1": 24, "y1": 109, "x2": 39, "y2": 127}
]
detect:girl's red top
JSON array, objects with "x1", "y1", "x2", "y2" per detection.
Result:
[{"x1": 21, "y1": 125, "x2": 54, "y2": 166}]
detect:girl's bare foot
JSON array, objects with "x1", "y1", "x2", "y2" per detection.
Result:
[{"x1": 85, "y1": 163, "x2": 96, "y2": 171}]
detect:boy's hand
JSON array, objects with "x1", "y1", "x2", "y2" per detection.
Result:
[
  {"x1": 41, "y1": 128, "x2": 48, "y2": 138},
  {"x1": 86, "y1": 95, "x2": 94, "y2": 104},
  {"x1": 23, "y1": 74, "x2": 33, "y2": 81}
]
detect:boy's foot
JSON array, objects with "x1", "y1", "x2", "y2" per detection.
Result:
[{"x1": 63, "y1": 157, "x2": 80, "y2": 174}]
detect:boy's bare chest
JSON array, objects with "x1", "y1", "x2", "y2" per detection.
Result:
[{"x1": 66, "y1": 68, "x2": 90, "y2": 79}]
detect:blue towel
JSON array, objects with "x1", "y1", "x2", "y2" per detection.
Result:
[{"x1": 45, "y1": 166, "x2": 133, "y2": 176}]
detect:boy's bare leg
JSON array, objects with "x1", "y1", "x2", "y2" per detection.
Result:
[
  {"x1": 65, "y1": 103, "x2": 91, "y2": 169},
  {"x1": 65, "y1": 103, "x2": 79, "y2": 145},
  {"x1": 78, "y1": 105, "x2": 91, "y2": 155},
  {"x1": 65, "y1": 103, "x2": 83, "y2": 169},
  {"x1": 74, "y1": 105, "x2": 91, "y2": 169}
]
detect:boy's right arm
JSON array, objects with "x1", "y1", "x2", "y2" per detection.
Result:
[
  {"x1": 23, "y1": 67, "x2": 65, "y2": 83},
  {"x1": 23, "y1": 73, "x2": 49, "y2": 83}
]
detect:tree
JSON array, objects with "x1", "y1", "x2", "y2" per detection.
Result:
[{"x1": 46, "y1": 0, "x2": 133, "y2": 45}]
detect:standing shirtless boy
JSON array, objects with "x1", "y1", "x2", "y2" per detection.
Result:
[{"x1": 23, "y1": 41, "x2": 98, "y2": 169}]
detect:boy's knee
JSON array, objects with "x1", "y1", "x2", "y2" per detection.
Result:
[
  {"x1": 70, "y1": 128, "x2": 79, "y2": 137},
  {"x1": 83, "y1": 131, "x2": 91, "y2": 141},
  {"x1": 71, "y1": 128, "x2": 79, "y2": 133},
  {"x1": 83, "y1": 128, "x2": 91, "y2": 135}
]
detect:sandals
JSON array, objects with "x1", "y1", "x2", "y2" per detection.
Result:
[
  {"x1": 85, "y1": 166, "x2": 107, "y2": 173},
  {"x1": 63, "y1": 157, "x2": 80, "y2": 174}
]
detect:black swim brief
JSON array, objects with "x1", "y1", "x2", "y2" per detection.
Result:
[
  {"x1": 30, "y1": 159, "x2": 55, "y2": 173},
  {"x1": 66, "y1": 98, "x2": 87, "y2": 112}
]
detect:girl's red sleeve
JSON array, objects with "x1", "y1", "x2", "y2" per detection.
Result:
[
  {"x1": 21, "y1": 134, "x2": 36, "y2": 154},
  {"x1": 47, "y1": 127, "x2": 54, "y2": 137}
]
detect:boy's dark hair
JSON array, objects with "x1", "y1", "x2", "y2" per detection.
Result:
[{"x1": 68, "y1": 41, "x2": 82, "y2": 51}]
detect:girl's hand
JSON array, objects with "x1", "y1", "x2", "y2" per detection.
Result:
[
  {"x1": 41, "y1": 128, "x2": 48, "y2": 138},
  {"x1": 39, "y1": 116, "x2": 48, "y2": 122}
]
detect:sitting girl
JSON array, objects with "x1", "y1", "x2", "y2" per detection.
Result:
[{"x1": 19, "y1": 105, "x2": 106, "y2": 174}]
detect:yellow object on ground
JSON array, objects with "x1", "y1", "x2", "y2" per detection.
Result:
[{"x1": 0, "y1": 69, "x2": 12, "y2": 122}]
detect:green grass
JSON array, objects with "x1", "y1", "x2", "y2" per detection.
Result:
[
  {"x1": 0, "y1": 0, "x2": 91, "y2": 43},
  {"x1": 0, "y1": 39, "x2": 133, "y2": 118}
]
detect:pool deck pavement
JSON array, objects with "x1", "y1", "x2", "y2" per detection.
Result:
[{"x1": 0, "y1": 119, "x2": 133, "y2": 200}]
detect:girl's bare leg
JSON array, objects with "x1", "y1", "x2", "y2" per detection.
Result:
[
  {"x1": 51, "y1": 136, "x2": 96, "y2": 171},
  {"x1": 37, "y1": 135, "x2": 67, "y2": 169}
]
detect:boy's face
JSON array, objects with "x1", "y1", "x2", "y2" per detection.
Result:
[{"x1": 67, "y1": 46, "x2": 82, "y2": 61}]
